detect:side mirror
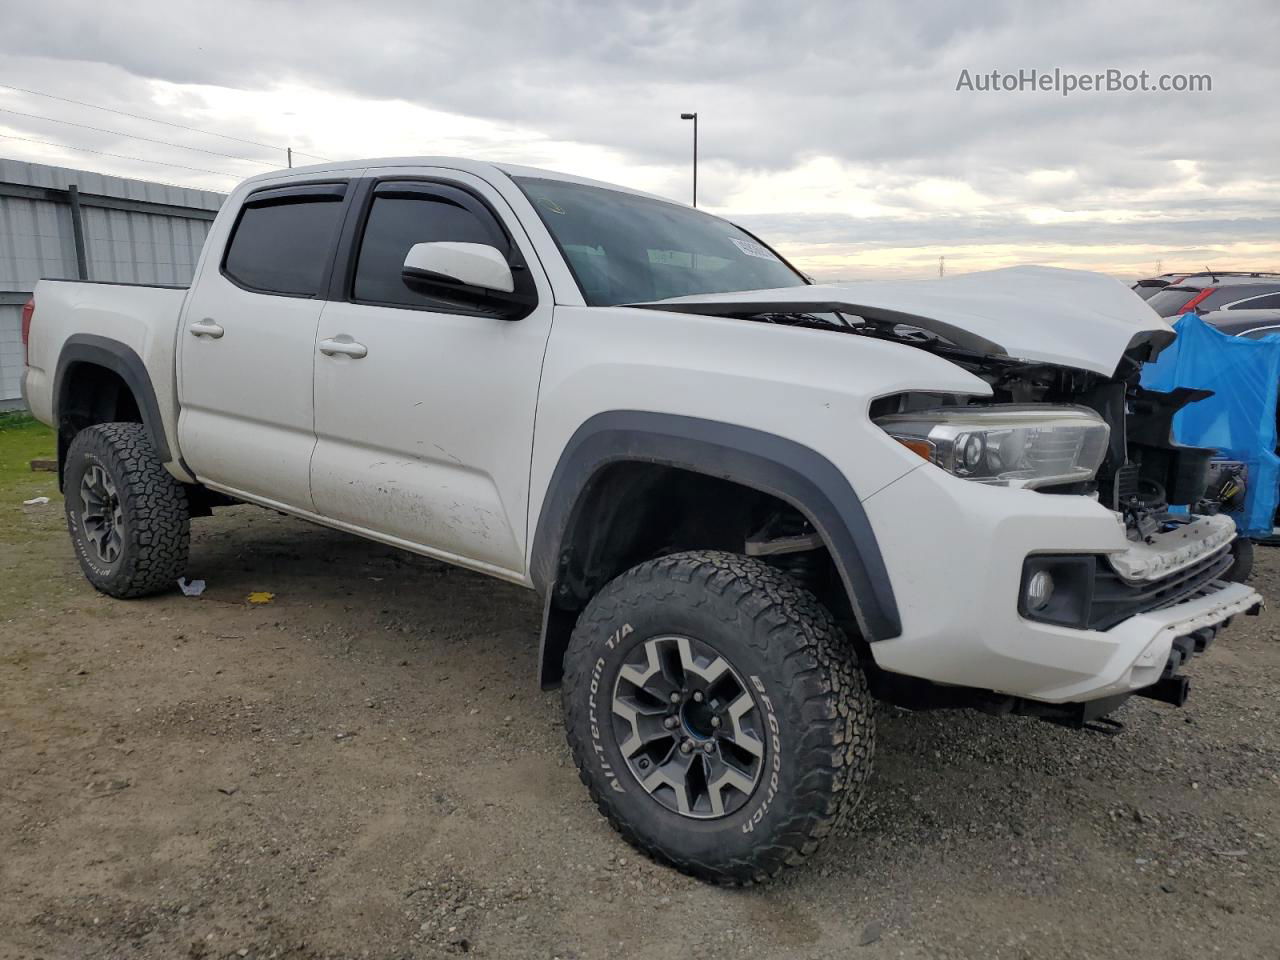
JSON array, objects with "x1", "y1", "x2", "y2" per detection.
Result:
[{"x1": 402, "y1": 242, "x2": 515, "y2": 294}]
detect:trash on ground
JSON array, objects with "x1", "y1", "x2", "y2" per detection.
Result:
[
  {"x1": 22, "y1": 496, "x2": 50, "y2": 505},
  {"x1": 247, "y1": 591, "x2": 275, "y2": 604},
  {"x1": 29, "y1": 459, "x2": 57, "y2": 472},
  {"x1": 177, "y1": 577, "x2": 206, "y2": 597}
]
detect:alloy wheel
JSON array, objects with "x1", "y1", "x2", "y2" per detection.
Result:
[
  {"x1": 79, "y1": 464, "x2": 124, "y2": 565},
  {"x1": 611, "y1": 634, "x2": 765, "y2": 818}
]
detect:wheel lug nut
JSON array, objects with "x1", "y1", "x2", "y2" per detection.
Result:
[
  {"x1": 710, "y1": 716, "x2": 721, "y2": 728},
  {"x1": 693, "y1": 691, "x2": 704, "y2": 703},
  {"x1": 702, "y1": 742, "x2": 714, "y2": 754},
  {"x1": 679, "y1": 739, "x2": 693, "y2": 754},
  {"x1": 663, "y1": 716, "x2": 678, "y2": 729},
  {"x1": 670, "y1": 692, "x2": 681, "y2": 703}
]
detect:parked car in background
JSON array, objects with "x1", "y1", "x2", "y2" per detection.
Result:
[
  {"x1": 1201, "y1": 308, "x2": 1280, "y2": 340},
  {"x1": 1133, "y1": 272, "x2": 1194, "y2": 300},
  {"x1": 1143, "y1": 272, "x2": 1280, "y2": 318}
]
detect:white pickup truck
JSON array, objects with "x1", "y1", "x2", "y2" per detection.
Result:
[{"x1": 21, "y1": 158, "x2": 1262, "y2": 883}]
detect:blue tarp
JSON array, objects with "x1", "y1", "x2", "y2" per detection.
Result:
[{"x1": 1140, "y1": 313, "x2": 1280, "y2": 538}]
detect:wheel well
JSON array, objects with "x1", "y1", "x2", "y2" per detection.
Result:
[
  {"x1": 56, "y1": 362, "x2": 143, "y2": 485},
  {"x1": 539, "y1": 462, "x2": 860, "y2": 688}
]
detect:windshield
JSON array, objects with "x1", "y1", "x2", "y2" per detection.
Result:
[{"x1": 514, "y1": 176, "x2": 807, "y2": 306}]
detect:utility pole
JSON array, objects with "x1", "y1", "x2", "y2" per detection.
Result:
[
  {"x1": 287, "y1": 147, "x2": 293, "y2": 169},
  {"x1": 680, "y1": 112, "x2": 698, "y2": 207},
  {"x1": 939, "y1": 255, "x2": 945, "y2": 278}
]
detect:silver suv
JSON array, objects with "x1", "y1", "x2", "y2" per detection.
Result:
[{"x1": 1142, "y1": 272, "x2": 1280, "y2": 318}]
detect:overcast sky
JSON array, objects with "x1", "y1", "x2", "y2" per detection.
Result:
[{"x1": 2, "y1": 0, "x2": 1277, "y2": 279}]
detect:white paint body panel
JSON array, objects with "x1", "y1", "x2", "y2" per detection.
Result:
[
  {"x1": 527, "y1": 304, "x2": 991, "y2": 539},
  {"x1": 403, "y1": 242, "x2": 515, "y2": 293},
  {"x1": 21, "y1": 156, "x2": 1260, "y2": 708},
  {"x1": 309, "y1": 167, "x2": 554, "y2": 575},
  {"x1": 645, "y1": 265, "x2": 1173, "y2": 376},
  {"x1": 859, "y1": 466, "x2": 1260, "y2": 702},
  {"x1": 21, "y1": 279, "x2": 193, "y2": 481},
  {"x1": 177, "y1": 278, "x2": 324, "y2": 510}
]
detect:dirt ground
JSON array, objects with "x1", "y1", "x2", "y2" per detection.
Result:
[{"x1": 2, "y1": 423, "x2": 1279, "y2": 960}]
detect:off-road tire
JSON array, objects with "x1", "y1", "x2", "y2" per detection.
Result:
[
  {"x1": 561, "y1": 550, "x2": 874, "y2": 884},
  {"x1": 64, "y1": 422, "x2": 190, "y2": 598}
]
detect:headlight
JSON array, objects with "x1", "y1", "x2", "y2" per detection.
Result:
[{"x1": 875, "y1": 404, "x2": 1110, "y2": 488}]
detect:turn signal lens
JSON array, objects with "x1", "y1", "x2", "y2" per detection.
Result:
[{"x1": 894, "y1": 437, "x2": 935, "y2": 461}]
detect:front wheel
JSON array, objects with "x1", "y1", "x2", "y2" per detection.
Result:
[
  {"x1": 64, "y1": 422, "x2": 191, "y2": 598},
  {"x1": 561, "y1": 550, "x2": 874, "y2": 884}
]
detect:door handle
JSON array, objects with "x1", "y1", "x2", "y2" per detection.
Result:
[
  {"x1": 189, "y1": 319, "x2": 224, "y2": 339},
  {"x1": 318, "y1": 336, "x2": 368, "y2": 359}
]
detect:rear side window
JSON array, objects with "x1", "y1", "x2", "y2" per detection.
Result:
[
  {"x1": 1242, "y1": 327, "x2": 1280, "y2": 340},
  {"x1": 352, "y1": 184, "x2": 508, "y2": 310},
  {"x1": 223, "y1": 186, "x2": 346, "y2": 296},
  {"x1": 1226, "y1": 292, "x2": 1280, "y2": 310}
]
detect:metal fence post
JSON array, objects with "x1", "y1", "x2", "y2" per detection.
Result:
[{"x1": 66, "y1": 183, "x2": 89, "y2": 280}]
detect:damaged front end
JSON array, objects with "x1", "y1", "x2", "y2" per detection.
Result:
[
  {"x1": 867, "y1": 332, "x2": 1263, "y2": 718},
  {"x1": 633, "y1": 270, "x2": 1263, "y2": 723},
  {"x1": 909, "y1": 341, "x2": 1225, "y2": 539},
  {"x1": 870, "y1": 331, "x2": 1249, "y2": 580}
]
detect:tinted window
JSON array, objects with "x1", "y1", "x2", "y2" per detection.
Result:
[
  {"x1": 1242, "y1": 326, "x2": 1280, "y2": 340},
  {"x1": 224, "y1": 196, "x2": 344, "y2": 296},
  {"x1": 1226, "y1": 292, "x2": 1280, "y2": 310},
  {"x1": 1144, "y1": 287, "x2": 1201, "y2": 316},
  {"x1": 353, "y1": 191, "x2": 503, "y2": 309},
  {"x1": 513, "y1": 177, "x2": 805, "y2": 306}
]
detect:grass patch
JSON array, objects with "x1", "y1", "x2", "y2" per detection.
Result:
[{"x1": 0, "y1": 412, "x2": 60, "y2": 541}]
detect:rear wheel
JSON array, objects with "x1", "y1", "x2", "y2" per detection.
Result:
[
  {"x1": 562, "y1": 550, "x2": 874, "y2": 883},
  {"x1": 64, "y1": 422, "x2": 191, "y2": 598}
]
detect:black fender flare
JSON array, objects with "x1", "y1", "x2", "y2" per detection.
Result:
[
  {"x1": 53, "y1": 334, "x2": 173, "y2": 464},
  {"x1": 530, "y1": 411, "x2": 902, "y2": 687}
]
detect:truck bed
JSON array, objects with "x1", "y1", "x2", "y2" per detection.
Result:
[{"x1": 23, "y1": 278, "x2": 191, "y2": 474}]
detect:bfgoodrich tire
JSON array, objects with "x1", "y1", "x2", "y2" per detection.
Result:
[
  {"x1": 562, "y1": 550, "x2": 874, "y2": 884},
  {"x1": 63, "y1": 422, "x2": 191, "y2": 598}
]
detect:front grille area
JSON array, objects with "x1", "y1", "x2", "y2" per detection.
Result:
[{"x1": 1089, "y1": 547, "x2": 1235, "y2": 630}]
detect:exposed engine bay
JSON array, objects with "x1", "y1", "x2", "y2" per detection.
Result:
[
  {"x1": 690, "y1": 304, "x2": 1219, "y2": 543},
  {"x1": 866, "y1": 338, "x2": 1219, "y2": 542}
]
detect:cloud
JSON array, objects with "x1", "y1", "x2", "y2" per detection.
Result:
[{"x1": 0, "y1": 0, "x2": 1277, "y2": 278}]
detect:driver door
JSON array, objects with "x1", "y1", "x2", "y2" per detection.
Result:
[{"x1": 309, "y1": 172, "x2": 553, "y2": 577}]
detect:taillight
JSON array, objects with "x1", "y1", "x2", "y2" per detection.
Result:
[
  {"x1": 20, "y1": 297, "x2": 34, "y2": 364},
  {"x1": 1178, "y1": 288, "x2": 1216, "y2": 314}
]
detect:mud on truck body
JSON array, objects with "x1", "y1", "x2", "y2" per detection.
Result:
[{"x1": 21, "y1": 158, "x2": 1261, "y2": 883}]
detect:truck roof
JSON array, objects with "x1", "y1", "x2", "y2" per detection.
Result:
[{"x1": 234, "y1": 157, "x2": 673, "y2": 205}]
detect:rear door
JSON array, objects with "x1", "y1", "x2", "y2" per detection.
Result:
[
  {"x1": 178, "y1": 181, "x2": 350, "y2": 509},
  {"x1": 308, "y1": 170, "x2": 554, "y2": 577}
]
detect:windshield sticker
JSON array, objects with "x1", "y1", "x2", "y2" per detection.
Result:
[
  {"x1": 728, "y1": 237, "x2": 780, "y2": 262},
  {"x1": 536, "y1": 196, "x2": 566, "y2": 215}
]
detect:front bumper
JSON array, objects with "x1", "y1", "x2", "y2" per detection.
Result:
[{"x1": 861, "y1": 464, "x2": 1263, "y2": 704}]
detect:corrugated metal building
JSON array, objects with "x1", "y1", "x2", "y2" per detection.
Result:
[{"x1": 0, "y1": 159, "x2": 225, "y2": 408}]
